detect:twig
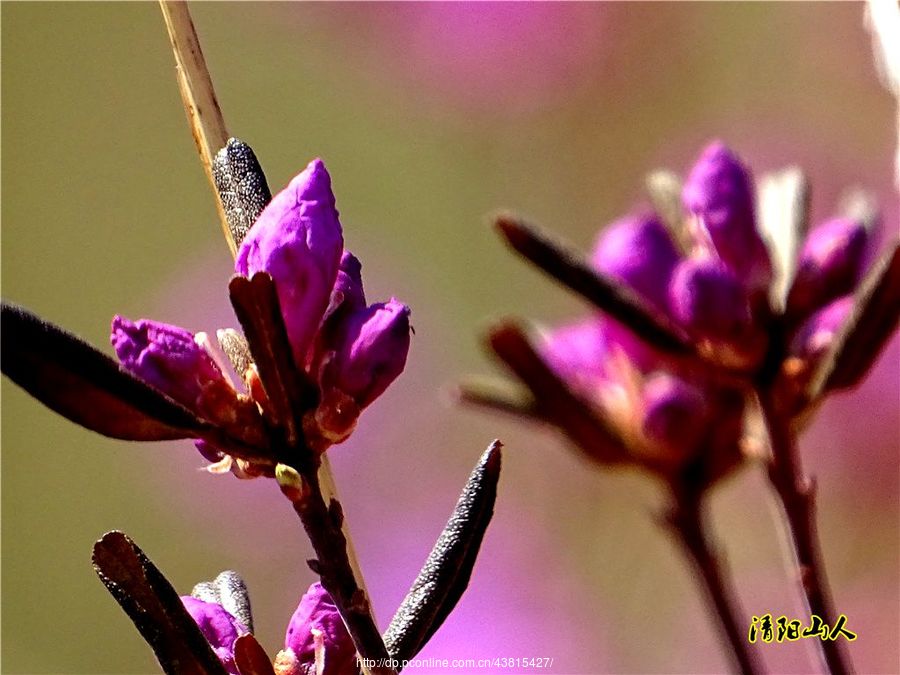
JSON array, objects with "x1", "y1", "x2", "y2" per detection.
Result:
[
  {"x1": 665, "y1": 484, "x2": 763, "y2": 675},
  {"x1": 158, "y1": 0, "x2": 232, "y2": 255},
  {"x1": 278, "y1": 465, "x2": 396, "y2": 675},
  {"x1": 158, "y1": 0, "x2": 378, "y2": 643},
  {"x1": 759, "y1": 391, "x2": 851, "y2": 675}
]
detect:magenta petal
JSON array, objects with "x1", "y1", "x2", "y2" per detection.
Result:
[
  {"x1": 236, "y1": 158, "x2": 344, "y2": 365},
  {"x1": 787, "y1": 217, "x2": 869, "y2": 320},
  {"x1": 641, "y1": 373, "x2": 709, "y2": 458},
  {"x1": 541, "y1": 319, "x2": 608, "y2": 386},
  {"x1": 111, "y1": 316, "x2": 224, "y2": 409},
  {"x1": 682, "y1": 141, "x2": 772, "y2": 292},
  {"x1": 669, "y1": 257, "x2": 753, "y2": 343},
  {"x1": 591, "y1": 213, "x2": 679, "y2": 314},
  {"x1": 283, "y1": 583, "x2": 355, "y2": 675},
  {"x1": 789, "y1": 295, "x2": 854, "y2": 362},
  {"x1": 331, "y1": 250, "x2": 366, "y2": 314},
  {"x1": 326, "y1": 299, "x2": 412, "y2": 408},
  {"x1": 181, "y1": 596, "x2": 246, "y2": 675}
]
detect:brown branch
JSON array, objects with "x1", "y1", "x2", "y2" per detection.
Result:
[
  {"x1": 277, "y1": 464, "x2": 396, "y2": 675},
  {"x1": 759, "y1": 391, "x2": 851, "y2": 675},
  {"x1": 664, "y1": 486, "x2": 764, "y2": 675}
]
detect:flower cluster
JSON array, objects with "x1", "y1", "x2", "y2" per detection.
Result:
[
  {"x1": 537, "y1": 141, "x2": 873, "y2": 477},
  {"x1": 182, "y1": 582, "x2": 353, "y2": 675},
  {"x1": 111, "y1": 159, "x2": 412, "y2": 473}
]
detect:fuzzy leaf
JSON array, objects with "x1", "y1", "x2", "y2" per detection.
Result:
[
  {"x1": 213, "y1": 138, "x2": 272, "y2": 248},
  {"x1": 191, "y1": 570, "x2": 254, "y2": 635},
  {"x1": 92, "y1": 531, "x2": 228, "y2": 675},
  {"x1": 383, "y1": 441, "x2": 503, "y2": 664},
  {"x1": 1, "y1": 302, "x2": 207, "y2": 441}
]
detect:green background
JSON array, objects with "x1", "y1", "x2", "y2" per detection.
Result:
[{"x1": 2, "y1": 3, "x2": 897, "y2": 673}]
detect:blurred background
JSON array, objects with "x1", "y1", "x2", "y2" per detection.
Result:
[{"x1": 2, "y1": 3, "x2": 897, "y2": 673}]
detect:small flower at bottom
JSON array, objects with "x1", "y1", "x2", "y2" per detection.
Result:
[
  {"x1": 275, "y1": 582, "x2": 356, "y2": 675},
  {"x1": 181, "y1": 596, "x2": 247, "y2": 675}
]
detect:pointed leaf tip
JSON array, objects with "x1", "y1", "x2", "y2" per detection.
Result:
[
  {"x1": 1, "y1": 302, "x2": 208, "y2": 441},
  {"x1": 91, "y1": 531, "x2": 228, "y2": 675},
  {"x1": 383, "y1": 440, "x2": 504, "y2": 664}
]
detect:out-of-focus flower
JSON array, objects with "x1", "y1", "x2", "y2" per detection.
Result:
[
  {"x1": 501, "y1": 139, "x2": 885, "y2": 480},
  {"x1": 682, "y1": 141, "x2": 772, "y2": 296},
  {"x1": 274, "y1": 582, "x2": 356, "y2": 675},
  {"x1": 181, "y1": 596, "x2": 247, "y2": 674},
  {"x1": 786, "y1": 217, "x2": 870, "y2": 321}
]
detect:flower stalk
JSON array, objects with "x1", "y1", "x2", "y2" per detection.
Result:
[
  {"x1": 277, "y1": 462, "x2": 396, "y2": 675},
  {"x1": 664, "y1": 481, "x2": 762, "y2": 675},
  {"x1": 759, "y1": 391, "x2": 850, "y2": 675}
]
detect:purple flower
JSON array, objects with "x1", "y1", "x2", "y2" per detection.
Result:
[
  {"x1": 591, "y1": 213, "x2": 679, "y2": 314},
  {"x1": 236, "y1": 158, "x2": 344, "y2": 367},
  {"x1": 324, "y1": 300, "x2": 412, "y2": 409},
  {"x1": 789, "y1": 295, "x2": 853, "y2": 363},
  {"x1": 669, "y1": 256, "x2": 766, "y2": 367},
  {"x1": 181, "y1": 596, "x2": 246, "y2": 674},
  {"x1": 682, "y1": 141, "x2": 772, "y2": 293},
  {"x1": 787, "y1": 217, "x2": 869, "y2": 321},
  {"x1": 111, "y1": 316, "x2": 228, "y2": 411},
  {"x1": 640, "y1": 373, "x2": 710, "y2": 464},
  {"x1": 275, "y1": 583, "x2": 355, "y2": 675},
  {"x1": 330, "y1": 251, "x2": 367, "y2": 316},
  {"x1": 542, "y1": 319, "x2": 609, "y2": 388}
]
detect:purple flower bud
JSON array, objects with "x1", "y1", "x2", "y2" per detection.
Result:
[
  {"x1": 641, "y1": 373, "x2": 710, "y2": 462},
  {"x1": 281, "y1": 583, "x2": 355, "y2": 675},
  {"x1": 181, "y1": 596, "x2": 246, "y2": 674},
  {"x1": 787, "y1": 217, "x2": 868, "y2": 321},
  {"x1": 325, "y1": 299, "x2": 412, "y2": 408},
  {"x1": 789, "y1": 295, "x2": 853, "y2": 362},
  {"x1": 669, "y1": 257, "x2": 766, "y2": 367},
  {"x1": 111, "y1": 316, "x2": 226, "y2": 409},
  {"x1": 327, "y1": 251, "x2": 367, "y2": 319},
  {"x1": 682, "y1": 141, "x2": 772, "y2": 292},
  {"x1": 236, "y1": 158, "x2": 344, "y2": 366},
  {"x1": 591, "y1": 213, "x2": 679, "y2": 314},
  {"x1": 541, "y1": 319, "x2": 608, "y2": 386}
]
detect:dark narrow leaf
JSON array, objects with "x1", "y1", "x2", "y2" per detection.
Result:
[
  {"x1": 213, "y1": 138, "x2": 272, "y2": 248},
  {"x1": 228, "y1": 273, "x2": 317, "y2": 446},
  {"x1": 91, "y1": 531, "x2": 228, "y2": 675},
  {"x1": 1, "y1": 302, "x2": 207, "y2": 441},
  {"x1": 383, "y1": 441, "x2": 503, "y2": 664},
  {"x1": 233, "y1": 634, "x2": 275, "y2": 675},
  {"x1": 808, "y1": 241, "x2": 900, "y2": 396},
  {"x1": 191, "y1": 570, "x2": 254, "y2": 634},
  {"x1": 487, "y1": 319, "x2": 629, "y2": 464},
  {"x1": 494, "y1": 213, "x2": 692, "y2": 356}
]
